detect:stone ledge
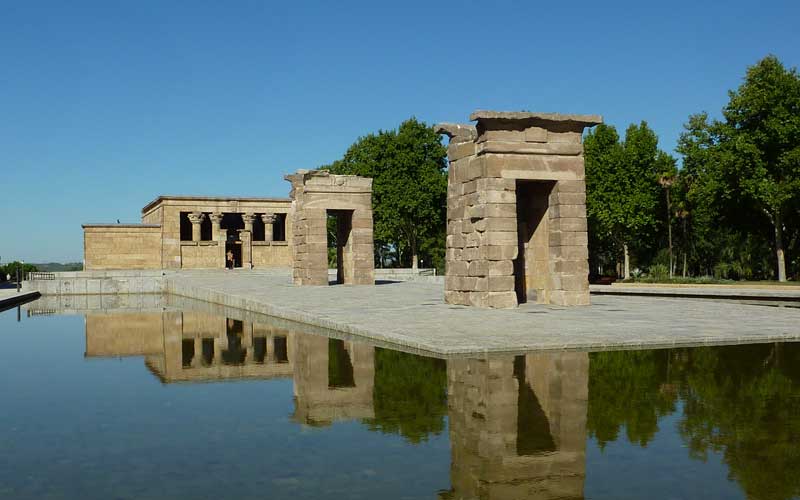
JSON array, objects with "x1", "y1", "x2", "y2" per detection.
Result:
[{"x1": 469, "y1": 110, "x2": 603, "y2": 127}]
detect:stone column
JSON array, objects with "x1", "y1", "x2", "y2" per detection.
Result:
[
  {"x1": 209, "y1": 212, "x2": 223, "y2": 241},
  {"x1": 192, "y1": 337, "x2": 202, "y2": 368},
  {"x1": 242, "y1": 213, "x2": 255, "y2": 234},
  {"x1": 241, "y1": 213, "x2": 255, "y2": 269},
  {"x1": 261, "y1": 213, "x2": 276, "y2": 243},
  {"x1": 187, "y1": 212, "x2": 205, "y2": 242}
]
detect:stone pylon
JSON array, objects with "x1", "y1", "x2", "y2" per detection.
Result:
[
  {"x1": 285, "y1": 169, "x2": 375, "y2": 286},
  {"x1": 437, "y1": 111, "x2": 602, "y2": 308}
]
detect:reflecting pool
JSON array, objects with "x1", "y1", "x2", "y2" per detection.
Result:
[{"x1": 1, "y1": 298, "x2": 799, "y2": 499}]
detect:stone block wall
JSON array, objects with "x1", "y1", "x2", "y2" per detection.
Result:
[
  {"x1": 251, "y1": 242, "x2": 291, "y2": 268},
  {"x1": 437, "y1": 111, "x2": 601, "y2": 308},
  {"x1": 286, "y1": 170, "x2": 374, "y2": 286},
  {"x1": 180, "y1": 242, "x2": 221, "y2": 269},
  {"x1": 83, "y1": 224, "x2": 162, "y2": 270}
]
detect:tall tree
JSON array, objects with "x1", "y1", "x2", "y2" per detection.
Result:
[
  {"x1": 720, "y1": 56, "x2": 800, "y2": 281},
  {"x1": 585, "y1": 122, "x2": 662, "y2": 278},
  {"x1": 656, "y1": 152, "x2": 679, "y2": 276},
  {"x1": 326, "y1": 118, "x2": 448, "y2": 270},
  {"x1": 678, "y1": 56, "x2": 800, "y2": 281}
]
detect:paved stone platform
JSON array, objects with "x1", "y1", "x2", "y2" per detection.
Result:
[
  {"x1": 165, "y1": 270, "x2": 800, "y2": 355},
  {"x1": 590, "y1": 283, "x2": 800, "y2": 301}
]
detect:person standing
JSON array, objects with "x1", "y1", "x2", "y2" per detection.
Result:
[{"x1": 226, "y1": 250, "x2": 234, "y2": 270}]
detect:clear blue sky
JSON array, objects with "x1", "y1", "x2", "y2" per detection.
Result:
[{"x1": 1, "y1": 0, "x2": 798, "y2": 263}]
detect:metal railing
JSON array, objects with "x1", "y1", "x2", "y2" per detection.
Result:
[{"x1": 27, "y1": 272, "x2": 56, "y2": 281}]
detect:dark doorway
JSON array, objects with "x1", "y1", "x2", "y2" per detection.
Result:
[
  {"x1": 225, "y1": 241, "x2": 242, "y2": 268},
  {"x1": 179, "y1": 212, "x2": 192, "y2": 241},
  {"x1": 200, "y1": 213, "x2": 212, "y2": 241},
  {"x1": 513, "y1": 355, "x2": 556, "y2": 455},
  {"x1": 253, "y1": 337, "x2": 267, "y2": 363},
  {"x1": 274, "y1": 336, "x2": 288, "y2": 362},
  {"x1": 201, "y1": 338, "x2": 214, "y2": 366},
  {"x1": 181, "y1": 339, "x2": 194, "y2": 367},
  {"x1": 273, "y1": 213, "x2": 287, "y2": 241},
  {"x1": 328, "y1": 338, "x2": 355, "y2": 388},
  {"x1": 514, "y1": 181, "x2": 555, "y2": 304},
  {"x1": 327, "y1": 210, "x2": 354, "y2": 285}
]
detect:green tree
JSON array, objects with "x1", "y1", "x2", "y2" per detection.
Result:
[
  {"x1": 679, "y1": 56, "x2": 800, "y2": 281},
  {"x1": 656, "y1": 152, "x2": 679, "y2": 276},
  {"x1": 585, "y1": 122, "x2": 663, "y2": 278},
  {"x1": 326, "y1": 118, "x2": 448, "y2": 270},
  {"x1": 720, "y1": 56, "x2": 800, "y2": 281}
]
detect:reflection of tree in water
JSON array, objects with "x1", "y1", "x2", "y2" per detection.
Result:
[
  {"x1": 365, "y1": 348, "x2": 447, "y2": 444},
  {"x1": 588, "y1": 344, "x2": 800, "y2": 500},
  {"x1": 587, "y1": 349, "x2": 678, "y2": 448},
  {"x1": 678, "y1": 344, "x2": 800, "y2": 500}
]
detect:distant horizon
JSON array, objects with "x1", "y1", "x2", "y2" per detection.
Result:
[{"x1": 1, "y1": 1, "x2": 798, "y2": 262}]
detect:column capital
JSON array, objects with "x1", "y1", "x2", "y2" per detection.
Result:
[
  {"x1": 261, "y1": 213, "x2": 277, "y2": 224},
  {"x1": 242, "y1": 213, "x2": 257, "y2": 225},
  {"x1": 187, "y1": 212, "x2": 205, "y2": 224},
  {"x1": 209, "y1": 212, "x2": 223, "y2": 224}
]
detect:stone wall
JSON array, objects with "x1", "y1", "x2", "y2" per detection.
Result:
[
  {"x1": 180, "y1": 242, "x2": 221, "y2": 269},
  {"x1": 286, "y1": 170, "x2": 374, "y2": 286},
  {"x1": 437, "y1": 111, "x2": 601, "y2": 308},
  {"x1": 251, "y1": 242, "x2": 291, "y2": 268},
  {"x1": 83, "y1": 224, "x2": 162, "y2": 270}
]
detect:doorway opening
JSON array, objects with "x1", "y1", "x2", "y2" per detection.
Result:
[
  {"x1": 514, "y1": 180, "x2": 555, "y2": 304},
  {"x1": 327, "y1": 210, "x2": 354, "y2": 285},
  {"x1": 328, "y1": 338, "x2": 355, "y2": 388},
  {"x1": 513, "y1": 355, "x2": 556, "y2": 455},
  {"x1": 225, "y1": 238, "x2": 242, "y2": 269}
]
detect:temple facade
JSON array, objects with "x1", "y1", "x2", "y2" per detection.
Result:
[{"x1": 83, "y1": 196, "x2": 293, "y2": 270}]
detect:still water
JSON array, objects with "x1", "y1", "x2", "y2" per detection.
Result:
[{"x1": 1, "y1": 298, "x2": 799, "y2": 500}]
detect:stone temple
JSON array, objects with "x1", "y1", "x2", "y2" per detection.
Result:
[
  {"x1": 437, "y1": 111, "x2": 601, "y2": 308},
  {"x1": 82, "y1": 169, "x2": 375, "y2": 286},
  {"x1": 80, "y1": 110, "x2": 599, "y2": 309}
]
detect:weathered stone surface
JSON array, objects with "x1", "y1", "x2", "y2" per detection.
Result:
[
  {"x1": 286, "y1": 169, "x2": 374, "y2": 286},
  {"x1": 439, "y1": 110, "x2": 599, "y2": 309}
]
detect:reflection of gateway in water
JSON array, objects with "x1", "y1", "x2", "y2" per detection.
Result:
[{"x1": 80, "y1": 309, "x2": 587, "y2": 498}]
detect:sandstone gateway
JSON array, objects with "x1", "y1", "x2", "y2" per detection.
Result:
[
  {"x1": 437, "y1": 111, "x2": 601, "y2": 308},
  {"x1": 81, "y1": 110, "x2": 598, "y2": 308}
]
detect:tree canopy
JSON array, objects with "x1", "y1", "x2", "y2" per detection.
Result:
[
  {"x1": 677, "y1": 55, "x2": 800, "y2": 281},
  {"x1": 324, "y1": 118, "x2": 448, "y2": 270}
]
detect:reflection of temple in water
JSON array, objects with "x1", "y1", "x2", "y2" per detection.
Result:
[
  {"x1": 291, "y1": 335, "x2": 375, "y2": 425},
  {"x1": 83, "y1": 311, "x2": 375, "y2": 421},
  {"x1": 442, "y1": 353, "x2": 588, "y2": 500},
  {"x1": 82, "y1": 310, "x2": 586, "y2": 498},
  {"x1": 84, "y1": 311, "x2": 294, "y2": 382}
]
